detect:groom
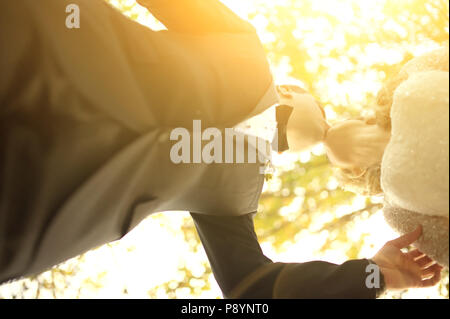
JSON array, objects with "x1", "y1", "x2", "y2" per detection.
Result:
[{"x1": 0, "y1": 0, "x2": 441, "y2": 297}]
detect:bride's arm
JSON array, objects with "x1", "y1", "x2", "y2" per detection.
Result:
[{"x1": 276, "y1": 85, "x2": 390, "y2": 167}]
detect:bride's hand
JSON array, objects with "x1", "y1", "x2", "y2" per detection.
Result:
[{"x1": 324, "y1": 120, "x2": 391, "y2": 170}]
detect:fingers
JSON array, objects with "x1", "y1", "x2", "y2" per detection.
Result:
[
  {"x1": 415, "y1": 255, "x2": 435, "y2": 269},
  {"x1": 388, "y1": 226, "x2": 422, "y2": 249},
  {"x1": 406, "y1": 251, "x2": 443, "y2": 288},
  {"x1": 420, "y1": 276, "x2": 441, "y2": 288},
  {"x1": 421, "y1": 263, "x2": 442, "y2": 279},
  {"x1": 276, "y1": 85, "x2": 293, "y2": 98},
  {"x1": 400, "y1": 254, "x2": 424, "y2": 279},
  {"x1": 420, "y1": 264, "x2": 443, "y2": 287},
  {"x1": 405, "y1": 249, "x2": 424, "y2": 260},
  {"x1": 409, "y1": 249, "x2": 440, "y2": 275},
  {"x1": 377, "y1": 243, "x2": 443, "y2": 290}
]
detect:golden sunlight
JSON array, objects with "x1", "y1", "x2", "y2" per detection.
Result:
[{"x1": 0, "y1": 0, "x2": 448, "y2": 300}]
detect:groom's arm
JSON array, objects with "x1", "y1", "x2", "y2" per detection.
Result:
[
  {"x1": 136, "y1": 0, "x2": 255, "y2": 34},
  {"x1": 190, "y1": 212, "x2": 377, "y2": 299}
]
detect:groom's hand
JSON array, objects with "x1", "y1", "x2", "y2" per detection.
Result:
[{"x1": 372, "y1": 226, "x2": 443, "y2": 290}]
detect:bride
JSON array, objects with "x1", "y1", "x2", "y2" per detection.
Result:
[{"x1": 335, "y1": 47, "x2": 449, "y2": 267}]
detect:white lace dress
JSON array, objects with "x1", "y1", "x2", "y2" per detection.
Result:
[{"x1": 381, "y1": 48, "x2": 449, "y2": 267}]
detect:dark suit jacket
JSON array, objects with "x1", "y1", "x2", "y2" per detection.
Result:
[
  {"x1": 0, "y1": 0, "x2": 275, "y2": 284},
  {"x1": 0, "y1": 0, "x2": 378, "y2": 298}
]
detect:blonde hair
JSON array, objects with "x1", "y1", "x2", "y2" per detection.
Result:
[{"x1": 338, "y1": 47, "x2": 449, "y2": 196}]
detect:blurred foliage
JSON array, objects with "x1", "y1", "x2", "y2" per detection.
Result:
[
  {"x1": 1, "y1": 0, "x2": 448, "y2": 299},
  {"x1": 255, "y1": 154, "x2": 382, "y2": 252}
]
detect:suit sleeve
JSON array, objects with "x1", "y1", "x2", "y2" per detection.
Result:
[
  {"x1": 190, "y1": 212, "x2": 377, "y2": 299},
  {"x1": 136, "y1": 0, "x2": 255, "y2": 33}
]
